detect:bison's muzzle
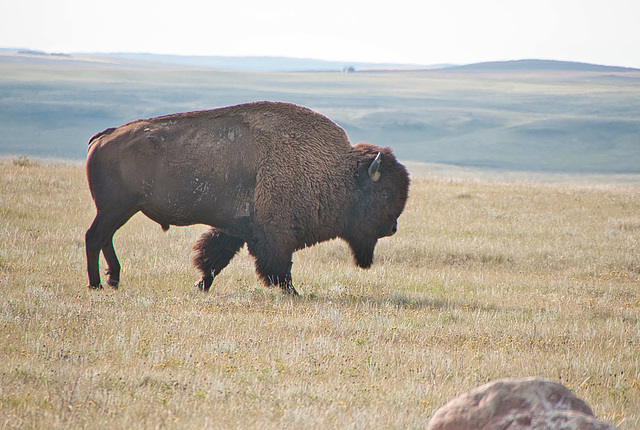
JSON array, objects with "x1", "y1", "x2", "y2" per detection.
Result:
[{"x1": 380, "y1": 220, "x2": 398, "y2": 238}]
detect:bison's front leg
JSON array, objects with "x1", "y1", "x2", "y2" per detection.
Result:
[
  {"x1": 265, "y1": 266, "x2": 298, "y2": 296},
  {"x1": 194, "y1": 273, "x2": 214, "y2": 291},
  {"x1": 261, "y1": 268, "x2": 298, "y2": 296},
  {"x1": 192, "y1": 228, "x2": 245, "y2": 291},
  {"x1": 247, "y1": 238, "x2": 298, "y2": 296}
]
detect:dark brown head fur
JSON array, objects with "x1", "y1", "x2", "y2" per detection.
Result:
[{"x1": 341, "y1": 143, "x2": 409, "y2": 269}]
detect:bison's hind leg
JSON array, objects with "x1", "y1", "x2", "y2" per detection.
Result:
[
  {"x1": 102, "y1": 238, "x2": 121, "y2": 288},
  {"x1": 86, "y1": 207, "x2": 137, "y2": 289},
  {"x1": 192, "y1": 229, "x2": 245, "y2": 291}
]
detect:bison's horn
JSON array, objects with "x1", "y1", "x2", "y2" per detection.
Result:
[{"x1": 368, "y1": 152, "x2": 381, "y2": 181}]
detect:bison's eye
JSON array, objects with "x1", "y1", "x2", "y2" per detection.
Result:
[{"x1": 381, "y1": 190, "x2": 389, "y2": 201}]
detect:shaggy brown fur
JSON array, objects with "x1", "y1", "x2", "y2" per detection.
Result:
[{"x1": 85, "y1": 101, "x2": 409, "y2": 294}]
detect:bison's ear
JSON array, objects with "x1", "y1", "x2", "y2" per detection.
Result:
[{"x1": 368, "y1": 152, "x2": 381, "y2": 181}]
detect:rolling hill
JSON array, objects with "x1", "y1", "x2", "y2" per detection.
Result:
[
  {"x1": 4, "y1": 49, "x2": 436, "y2": 72},
  {"x1": 1, "y1": 51, "x2": 639, "y2": 174},
  {"x1": 442, "y1": 58, "x2": 639, "y2": 73}
]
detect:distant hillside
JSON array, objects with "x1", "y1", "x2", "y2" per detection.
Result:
[
  {"x1": 1, "y1": 51, "x2": 639, "y2": 174},
  {"x1": 1, "y1": 48, "x2": 437, "y2": 72},
  {"x1": 74, "y1": 52, "x2": 436, "y2": 72},
  {"x1": 445, "y1": 59, "x2": 639, "y2": 73},
  {"x1": 4, "y1": 49, "x2": 636, "y2": 74}
]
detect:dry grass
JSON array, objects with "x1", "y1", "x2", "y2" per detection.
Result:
[{"x1": 1, "y1": 159, "x2": 638, "y2": 429}]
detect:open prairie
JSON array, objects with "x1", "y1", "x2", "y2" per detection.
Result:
[
  {"x1": 1, "y1": 53, "x2": 640, "y2": 173},
  {"x1": 1, "y1": 159, "x2": 638, "y2": 428}
]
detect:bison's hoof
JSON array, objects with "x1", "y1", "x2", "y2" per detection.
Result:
[
  {"x1": 194, "y1": 275, "x2": 214, "y2": 292},
  {"x1": 88, "y1": 284, "x2": 104, "y2": 290},
  {"x1": 107, "y1": 278, "x2": 120, "y2": 289},
  {"x1": 194, "y1": 279, "x2": 209, "y2": 292},
  {"x1": 282, "y1": 285, "x2": 300, "y2": 296}
]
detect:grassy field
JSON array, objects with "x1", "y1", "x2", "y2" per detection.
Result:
[
  {"x1": 0, "y1": 159, "x2": 638, "y2": 428},
  {"x1": 2, "y1": 53, "x2": 640, "y2": 173}
]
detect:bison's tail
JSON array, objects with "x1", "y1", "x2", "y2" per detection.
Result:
[{"x1": 88, "y1": 127, "x2": 117, "y2": 147}]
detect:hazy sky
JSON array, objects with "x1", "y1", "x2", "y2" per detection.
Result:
[{"x1": 2, "y1": 0, "x2": 639, "y2": 68}]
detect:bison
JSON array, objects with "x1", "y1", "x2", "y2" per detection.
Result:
[{"x1": 85, "y1": 101, "x2": 409, "y2": 295}]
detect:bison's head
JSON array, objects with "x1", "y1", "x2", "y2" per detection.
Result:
[{"x1": 343, "y1": 143, "x2": 410, "y2": 269}]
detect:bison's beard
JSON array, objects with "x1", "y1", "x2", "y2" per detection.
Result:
[{"x1": 345, "y1": 237, "x2": 377, "y2": 269}]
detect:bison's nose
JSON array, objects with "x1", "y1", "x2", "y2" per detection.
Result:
[{"x1": 380, "y1": 220, "x2": 398, "y2": 238}]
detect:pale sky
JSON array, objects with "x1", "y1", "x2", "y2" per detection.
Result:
[{"x1": 2, "y1": 0, "x2": 640, "y2": 68}]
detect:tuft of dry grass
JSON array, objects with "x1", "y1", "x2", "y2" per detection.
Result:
[{"x1": 1, "y1": 159, "x2": 638, "y2": 429}]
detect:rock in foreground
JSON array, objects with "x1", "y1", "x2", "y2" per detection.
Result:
[{"x1": 427, "y1": 378, "x2": 615, "y2": 430}]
